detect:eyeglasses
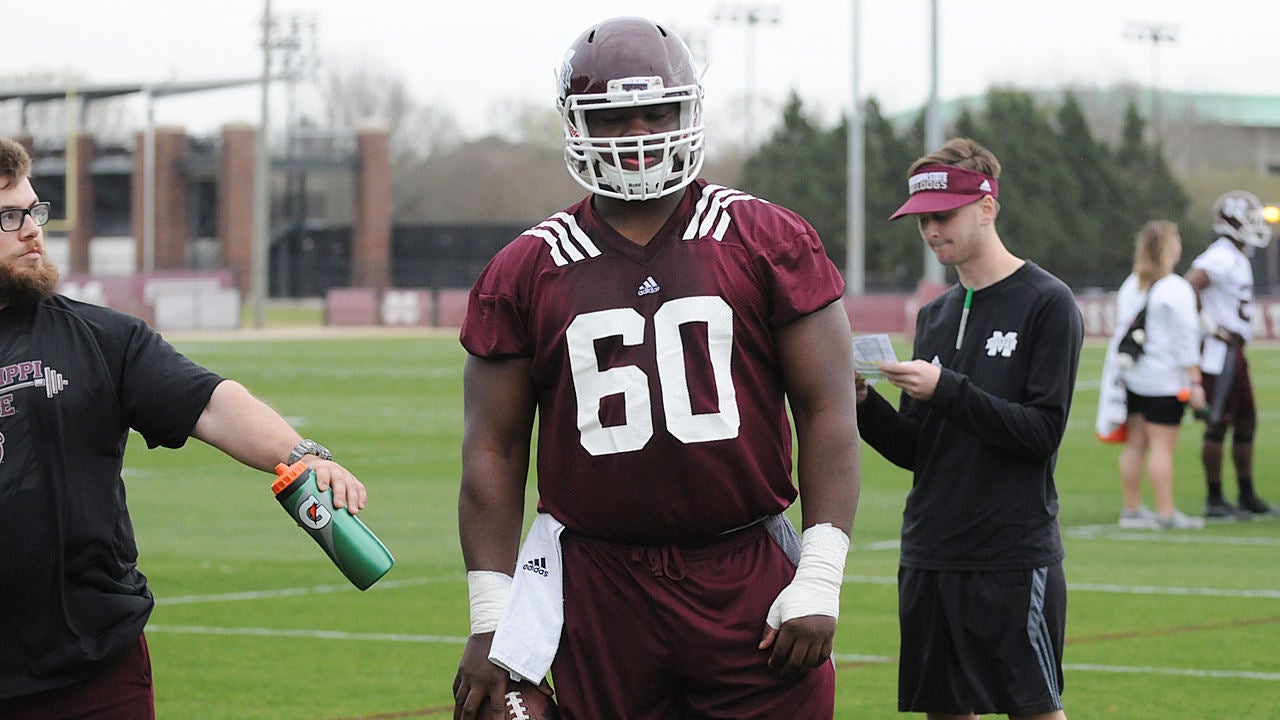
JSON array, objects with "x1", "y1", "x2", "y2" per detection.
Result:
[{"x1": 0, "y1": 202, "x2": 51, "y2": 232}]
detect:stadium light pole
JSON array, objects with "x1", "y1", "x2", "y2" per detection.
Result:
[
  {"x1": 922, "y1": 0, "x2": 945, "y2": 284},
  {"x1": 845, "y1": 0, "x2": 865, "y2": 296},
  {"x1": 714, "y1": 4, "x2": 781, "y2": 148},
  {"x1": 142, "y1": 85, "x2": 156, "y2": 275},
  {"x1": 1124, "y1": 21, "x2": 1178, "y2": 145},
  {"x1": 252, "y1": 0, "x2": 274, "y2": 328}
]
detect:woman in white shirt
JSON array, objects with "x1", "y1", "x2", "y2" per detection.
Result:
[{"x1": 1112, "y1": 220, "x2": 1207, "y2": 529}]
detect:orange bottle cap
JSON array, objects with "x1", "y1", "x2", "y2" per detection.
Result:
[{"x1": 272, "y1": 460, "x2": 308, "y2": 495}]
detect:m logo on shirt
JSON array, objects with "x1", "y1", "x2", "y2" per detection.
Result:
[{"x1": 985, "y1": 331, "x2": 1019, "y2": 357}]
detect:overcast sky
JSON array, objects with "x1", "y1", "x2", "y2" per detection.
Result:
[{"x1": 9, "y1": 0, "x2": 1280, "y2": 145}]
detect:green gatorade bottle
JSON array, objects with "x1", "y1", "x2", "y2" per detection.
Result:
[{"x1": 272, "y1": 461, "x2": 394, "y2": 590}]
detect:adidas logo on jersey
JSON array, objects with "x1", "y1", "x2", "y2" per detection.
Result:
[
  {"x1": 637, "y1": 276, "x2": 660, "y2": 296},
  {"x1": 521, "y1": 557, "x2": 550, "y2": 577}
]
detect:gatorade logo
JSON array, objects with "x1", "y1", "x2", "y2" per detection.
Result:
[{"x1": 298, "y1": 495, "x2": 332, "y2": 530}]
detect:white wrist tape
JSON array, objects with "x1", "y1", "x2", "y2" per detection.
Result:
[
  {"x1": 467, "y1": 570, "x2": 512, "y2": 635},
  {"x1": 766, "y1": 523, "x2": 850, "y2": 629}
]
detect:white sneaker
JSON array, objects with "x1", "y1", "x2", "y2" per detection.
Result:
[
  {"x1": 1157, "y1": 510, "x2": 1205, "y2": 530},
  {"x1": 1119, "y1": 506, "x2": 1159, "y2": 529}
]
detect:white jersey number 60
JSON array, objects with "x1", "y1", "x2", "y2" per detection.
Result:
[{"x1": 566, "y1": 296, "x2": 740, "y2": 456}]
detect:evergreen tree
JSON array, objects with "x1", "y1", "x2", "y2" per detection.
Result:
[
  {"x1": 863, "y1": 99, "x2": 925, "y2": 288},
  {"x1": 1116, "y1": 101, "x2": 1189, "y2": 232},
  {"x1": 744, "y1": 93, "x2": 847, "y2": 267},
  {"x1": 742, "y1": 89, "x2": 1191, "y2": 291},
  {"x1": 961, "y1": 90, "x2": 1079, "y2": 276},
  {"x1": 1053, "y1": 92, "x2": 1131, "y2": 287}
]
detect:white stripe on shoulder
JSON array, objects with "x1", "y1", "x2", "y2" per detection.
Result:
[
  {"x1": 682, "y1": 185, "x2": 766, "y2": 242},
  {"x1": 528, "y1": 213, "x2": 602, "y2": 267}
]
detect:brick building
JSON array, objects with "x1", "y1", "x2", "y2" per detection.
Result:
[{"x1": 3, "y1": 79, "x2": 391, "y2": 325}]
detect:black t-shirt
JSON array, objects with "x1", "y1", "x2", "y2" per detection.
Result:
[
  {"x1": 858, "y1": 262, "x2": 1083, "y2": 571},
  {"x1": 0, "y1": 295, "x2": 223, "y2": 698}
]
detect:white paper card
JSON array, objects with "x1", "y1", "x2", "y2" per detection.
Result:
[{"x1": 852, "y1": 333, "x2": 899, "y2": 379}]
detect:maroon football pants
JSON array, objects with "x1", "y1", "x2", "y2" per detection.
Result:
[
  {"x1": 0, "y1": 632, "x2": 154, "y2": 719},
  {"x1": 552, "y1": 523, "x2": 836, "y2": 719}
]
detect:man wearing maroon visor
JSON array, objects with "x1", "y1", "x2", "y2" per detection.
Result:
[
  {"x1": 857, "y1": 137, "x2": 1081, "y2": 719},
  {"x1": 889, "y1": 164, "x2": 999, "y2": 220}
]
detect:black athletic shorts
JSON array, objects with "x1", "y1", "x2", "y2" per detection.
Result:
[
  {"x1": 898, "y1": 564, "x2": 1066, "y2": 715},
  {"x1": 1126, "y1": 390, "x2": 1186, "y2": 426}
]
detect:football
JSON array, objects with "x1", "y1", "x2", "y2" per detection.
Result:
[{"x1": 504, "y1": 681, "x2": 559, "y2": 720}]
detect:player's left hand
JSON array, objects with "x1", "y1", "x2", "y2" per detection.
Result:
[
  {"x1": 879, "y1": 359, "x2": 941, "y2": 400},
  {"x1": 759, "y1": 614, "x2": 835, "y2": 679},
  {"x1": 308, "y1": 458, "x2": 367, "y2": 513},
  {"x1": 1188, "y1": 384, "x2": 1207, "y2": 412},
  {"x1": 854, "y1": 372, "x2": 870, "y2": 404}
]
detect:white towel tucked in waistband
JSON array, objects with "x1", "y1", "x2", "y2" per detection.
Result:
[{"x1": 489, "y1": 513, "x2": 566, "y2": 683}]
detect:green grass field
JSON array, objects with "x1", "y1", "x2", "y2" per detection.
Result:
[{"x1": 126, "y1": 332, "x2": 1280, "y2": 719}]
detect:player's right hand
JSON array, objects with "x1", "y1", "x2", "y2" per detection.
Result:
[
  {"x1": 453, "y1": 633, "x2": 509, "y2": 719},
  {"x1": 879, "y1": 359, "x2": 940, "y2": 400}
]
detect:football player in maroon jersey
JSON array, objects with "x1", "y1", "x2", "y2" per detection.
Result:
[{"x1": 453, "y1": 15, "x2": 860, "y2": 720}]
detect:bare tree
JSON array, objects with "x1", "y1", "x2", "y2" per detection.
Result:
[{"x1": 314, "y1": 59, "x2": 468, "y2": 219}]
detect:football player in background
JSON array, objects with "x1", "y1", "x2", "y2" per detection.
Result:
[
  {"x1": 452, "y1": 15, "x2": 860, "y2": 720},
  {"x1": 1187, "y1": 190, "x2": 1275, "y2": 519},
  {"x1": 856, "y1": 137, "x2": 1080, "y2": 719}
]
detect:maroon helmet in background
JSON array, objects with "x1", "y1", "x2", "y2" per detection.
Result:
[
  {"x1": 1212, "y1": 190, "x2": 1272, "y2": 249},
  {"x1": 557, "y1": 16, "x2": 705, "y2": 201}
]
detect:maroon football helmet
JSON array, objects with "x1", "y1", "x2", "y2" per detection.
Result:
[
  {"x1": 557, "y1": 16, "x2": 705, "y2": 201},
  {"x1": 1212, "y1": 190, "x2": 1271, "y2": 248}
]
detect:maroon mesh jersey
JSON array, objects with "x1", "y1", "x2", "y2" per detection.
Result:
[{"x1": 461, "y1": 181, "x2": 844, "y2": 543}]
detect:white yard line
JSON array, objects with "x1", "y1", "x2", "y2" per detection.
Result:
[
  {"x1": 1065, "y1": 525, "x2": 1280, "y2": 545},
  {"x1": 156, "y1": 576, "x2": 440, "y2": 605},
  {"x1": 144, "y1": 625, "x2": 1280, "y2": 682},
  {"x1": 146, "y1": 624, "x2": 466, "y2": 645},
  {"x1": 862, "y1": 525, "x2": 1280, "y2": 551},
  {"x1": 1062, "y1": 663, "x2": 1280, "y2": 682}
]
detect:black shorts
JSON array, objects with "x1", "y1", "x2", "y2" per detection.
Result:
[
  {"x1": 898, "y1": 564, "x2": 1066, "y2": 715},
  {"x1": 1125, "y1": 390, "x2": 1186, "y2": 426}
]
